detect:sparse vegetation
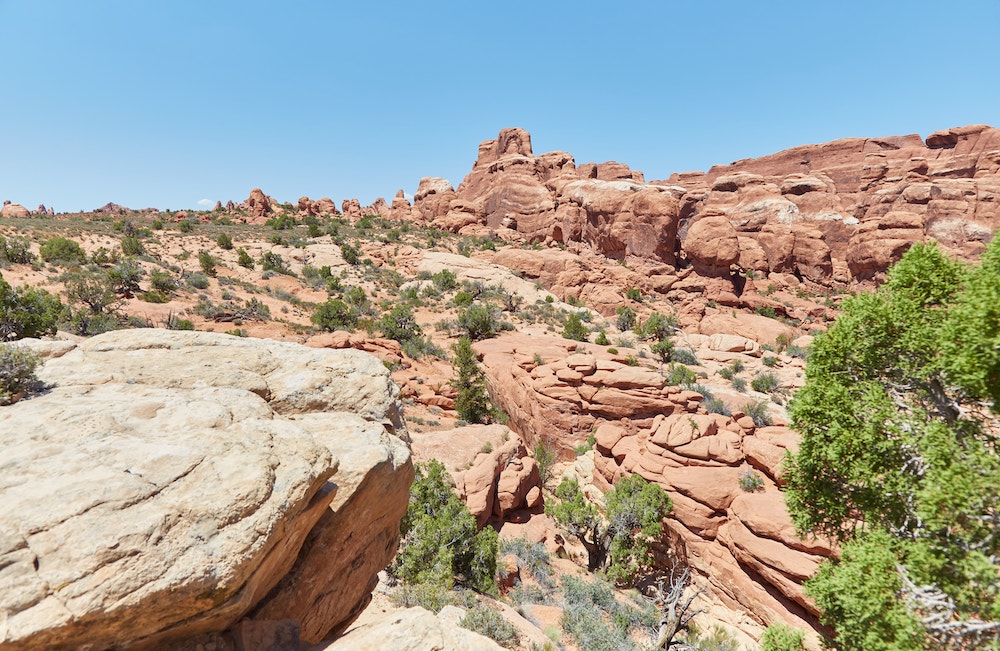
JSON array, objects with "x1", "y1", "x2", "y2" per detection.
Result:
[
  {"x1": 0, "y1": 344, "x2": 42, "y2": 405},
  {"x1": 392, "y1": 459, "x2": 497, "y2": 592}
]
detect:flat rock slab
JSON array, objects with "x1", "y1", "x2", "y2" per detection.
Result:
[{"x1": 0, "y1": 330, "x2": 411, "y2": 650}]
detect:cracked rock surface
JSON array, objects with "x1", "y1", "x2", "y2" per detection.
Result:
[{"x1": 0, "y1": 330, "x2": 412, "y2": 650}]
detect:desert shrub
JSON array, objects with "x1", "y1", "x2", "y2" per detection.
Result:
[
  {"x1": 459, "y1": 607, "x2": 518, "y2": 648},
  {"x1": 198, "y1": 251, "x2": 217, "y2": 276},
  {"x1": 40, "y1": 237, "x2": 86, "y2": 266},
  {"x1": 260, "y1": 251, "x2": 292, "y2": 275},
  {"x1": 760, "y1": 623, "x2": 806, "y2": 651},
  {"x1": 705, "y1": 398, "x2": 731, "y2": 416},
  {"x1": 178, "y1": 218, "x2": 195, "y2": 233},
  {"x1": 391, "y1": 582, "x2": 472, "y2": 613},
  {"x1": 151, "y1": 219, "x2": 164, "y2": 230},
  {"x1": 671, "y1": 348, "x2": 699, "y2": 365},
  {"x1": 453, "y1": 290, "x2": 474, "y2": 307},
  {"x1": 432, "y1": 268, "x2": 458, "y2": 291},
  {"x1": 751, "y1": 371, "x2": 780, "y2": 393},
  {"x1": 595, "y1": 331, "x2": 610, "y2": 346},
  {"x1": 639, "y1": 311, "x2": 676, "y2": 341},
  {"x1": 616, "y1": 306, "x2": 637, "y2": 331},
  {"x1": 0, "y1": 235, "x2": 36, "y2": 265},
  {"x1": 312, "y1": 298, "x2": 357, "y2": 332},
  {"x1": 664, "y1": 363, "x2": 697, "y2": 387},
  {"x1": 0, "y1": 277, "x2": 65, "y2": 340},
  {"x1": 731, "y1": 376, "x2": 748, "y2": 392},
  {"x1": 452, "y1": 336, "x2": 494, "y2": 424},
  {"x1": 763, "y1": 355, "x2": 779, "y2": 367},
  {"x1": 742, "y1": 399, "x2": 772, "y2": 427},
  {"x1": 650, "y1": 339, "x2": 674, "y2": 362},
  {"x1": 216, "y1": 233, "x2": 234, "y2": 250},
  {"x1": 187, "y1": 273, "x2": 210, "y2": 290},
  {"x1": 401, "y1": 335, "x2": 447, "y2": 360},
  {"x1": 457, "y1": 303, "x2": 501, "y2": 341},
  {"x1": 738, "y1": 469, "x2": 765, "y2": 492},
  {"x1": 0, "y1": 344, "x2": 42, "y2": 405},
  {"x1": 120, "y1": 235, "x2": 144, "y2": 257},
  {"x1": 236, "y1": 248, "x2": 254, "y2": 269},
  {"x1": 562, "y1": 312, "x2": 588, "y2": 342},
  {"x1": 501, "y1": 537, "x2": 553, "y2": 588},
  {"x1": 379, "y1": 304, "x2": 422, "y2": 344},
  {"x1": 106, "y1": 260, "x2": 143, "y2": 296},
  {"x1": 340, "y1": 242, "x2": 360, "y2": 265},
  {"x1": 393, "y1": 459, "x2": 497, "y2": 592},
  {"x1": 265, "y1": 214, "x2": 296, "y2": 230},
  {"x1": 149, "y1": 270, "x2": 178, "y2": 293},
  {"x1": 140, "y1": 290, "x2": 169, "y2": 303},
  {"x1": 532, "y1": 438, "x2": 557, "y2": 487},
  {"x1": 559, "y1": 575, "x2": 655, "y2": 651},
  {"x1": 625, "y1": 287, "x2": 643, "y2": 302},
  {"x1": 687, "y1": 624, "x2": 742, "y2": 651}
]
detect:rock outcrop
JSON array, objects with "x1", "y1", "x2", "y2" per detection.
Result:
[
  {"x1": 0, "y1": 203, "x2": 30, "y2": 219},
  {"x1": 0, "y1": 330, "x2": 413, "y2": 649},
  {"x1": 475, "y1": 331, "x2": 831, "y2": 641},
  {"x1": 407, "y1": 125, "x2": 1000, "y2": 284},
  {"x1": 242, "y1": 188, "x2": 274, "y2": 222}
]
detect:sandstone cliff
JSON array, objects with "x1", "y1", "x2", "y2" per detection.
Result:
[
  {"x1": 0, "y1": 330, "x2": 413, "y2": 650},
  {"x1": 413, "y1": 125, "x2": 1000, "y2": 284}
]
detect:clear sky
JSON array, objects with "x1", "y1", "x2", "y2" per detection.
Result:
[{"x1": 2, "y1": 1, "x2": 998, "y2": 213}]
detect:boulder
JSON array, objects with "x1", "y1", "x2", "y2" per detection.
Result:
[{"x1": 0, "y1": 330, "x2": 412, "y2": 649}]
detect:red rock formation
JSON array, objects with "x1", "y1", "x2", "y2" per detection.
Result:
[
  {"x1": 0, "y1": 202, "x2": 30, "y2": 218},
  {"x1": 667, "y1": 124, "x2": 1000, "y2": 281},
  {"x1": 243, "y1": 188, "x2": 274, "y2": 222},
  {"x1": 403, "y1": 125, "x2": 999, "y2": 288}
]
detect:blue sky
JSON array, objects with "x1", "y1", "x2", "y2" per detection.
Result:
[{"x1": 2, "y1": 1, "x2": 998, "y2": 212}]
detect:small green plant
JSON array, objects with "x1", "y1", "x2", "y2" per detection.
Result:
[
  {"x1": 650, "y1": 339, "x2": 674, "y2": 362},
  {"x1": 0, "y1": 345, "x2": 42, "y2": 405},
  {"x1": 760, "y1": 623, "x2": 806, "y2": 651},
  {"x1": 742, "y1": 399, "x2": 772, "y2": 427},
  {"x1": 562, "y1": 312, "x2": 589, "y2": 342},
  {"x1": 616, "y1": 306, "x2": 636, "y2": 331},
  {"x1": 452, "y1": 336, "x2": 496, "y2": 424},
  {"x1": 457, "y1": 303, "x2": 501, "y2": 341},
  {"x1": 216, "y1": 233, "x2": 234, "y2": 250},
  {"x1": 595, "y1": 331, "x2": 610, "y2": 346},
  {"x1": 731, "y1": 376, "x2": 748, "y2": 392},
  {"x1": 738, "y1": 469, "x2": 765, "y2": 492},
  {"x1": 392, "y1": 460, "x2": 497, "y2": 592},
  {"x1": 312, "y1": 298, "x2": 358, "y2": 332},
  {"x1": 671, "y1": 348, "x2": 699, "y2": 365},
  {"x1": 533, "y1": 438, "x2": 557, "y2": 487},
  {"x1": 751, "y1": 371, "x2": 780, "y2": 393},
  {"x1": 186, "y1": 272, "x2": 210, "y2": 290},
  {"x1": 198, "y1": 251, "x2": 217, "y2": 276},
  {"x1": 459, "y1": 606, "x2": 518, "y2": 648},
  {"x1": 178, "y1": 218, "x2": 195, "y2": 233},
  {"x1": 236, "y1": 248, "x2": 254, "y2": 269},
  {"x1": 763, "y1": 355, "x2": 779, "y2": 367},
  {"x1": 625, "y1": 287, "x2": 643, "y2": 302},
  {"x1": 120, "y1": 235, "x2": 144, "y2": 257},
  {"x1": 340, "y1": 241, "x2": 361, "y2": 265},
  {"x1": 40, "y1": 236, "x2": 87, "y2": 266},
  {"x1": 261, "y1": 251, "x2": 292, "y2": 275},
  {"x1": 0, "y1": 277, "x2": 65, "y2": 340}
]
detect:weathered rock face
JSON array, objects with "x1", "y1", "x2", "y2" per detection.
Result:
[
  {"x1": 242, "y1": 188, "x2": 273, "y2": 222},
  {"x1": 0, "y1": 330, "x2": 413, "y2": 650},
  {"x1": 411, "y1": 128, "x2": 683, "y2": 263},
  {"x1": 669, "y1": 123, "x2": 1000, "y2": 281},
  {"x1": 476, "y1": 331, "x2": 832, "y2": 641},
  {"x1": 0, "y1": 203, "x2": 30, "y2": 218},
  {"x1": 408, "y1": 125, "x2": 1000, "y2": 286}
]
